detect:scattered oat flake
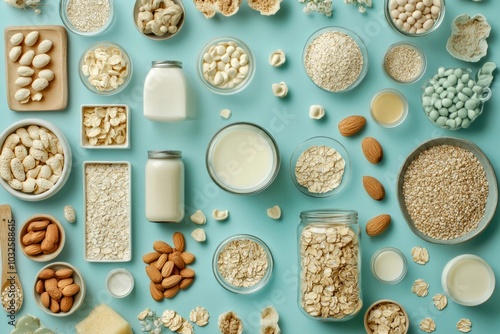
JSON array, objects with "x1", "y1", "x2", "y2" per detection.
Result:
[
  {"x1": 190, "y1": 306, "x2": 209, "y2": 327},
  {"x1": 411, "y1": 246, "x2": 429, "y2": 265},
  {"x1": 457, "y1": 318, "x2": 472, "y2": 333},
  {"x1": 433, "y1": 294, "x2": 447, "y2": 311},
  {"x1": 420, "y1": 317, "x2": 436, "y2": 333},
  {"x1": 412, "y1": 278, "x2": 429, "y2": 297}
]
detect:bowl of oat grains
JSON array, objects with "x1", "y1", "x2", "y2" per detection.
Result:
[
  {"x1": 60, "y1": 0, "x2": 115, "y2": 36},
  {"x1": 303, "y1": 27, "x2": 368, "y2": 93},
  {"x1": 291, "y1": 136, "x2": 351, "y2": 197},
  {"x1": 397, "y1": 137, "x2": 497, "y2": 244}
]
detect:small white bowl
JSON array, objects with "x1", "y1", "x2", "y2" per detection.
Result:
[
  {"x1": 0, "y1": 119, "x2": 72, "y2": 201},
  {"x1": 106, "y1": 268, "x2": 134, "y2": 298},
  {"x1": 81, "y1": 104, "x2": 130, "y2": 149}
]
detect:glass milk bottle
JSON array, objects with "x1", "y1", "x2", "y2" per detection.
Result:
[
  {"x1": 145, "y1": 151, "x2": 184, "y2": 223},
  {"x1": 297, "y1": 209, "x2": 362, "y2": 321},
  {"x1": 143, "y1": 61, "x2": 187, "y2": 121}
]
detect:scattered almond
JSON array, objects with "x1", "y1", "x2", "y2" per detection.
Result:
[
  {"x1": 150, "y1": 281, "x2": 164, "y2": 301},
  {"x1": 362, "y1": 176, "x2": 385, "y2": 200},
  {"x1": 362, "y1": 137, "x2": 383, "y2": 164},
  {"x1": 180, "y1": 277, "x2": 194, "y2": 290},
  {"x1": 366, "y1": 214, "x2": 391, "y2": 236},
  {"x1": 172, "y1": 255, "x2": 186, "y2": 270},
  {"x1": 153, "y1": 240, "x2": 173, "y2": 254},
  {"x1": 142, "y1": 251, "x2": 161, "y2": 264},
  {"x1": 180, "y1": 268, "x2": 195, "y2": 278},
  {"x1": 163, "y1": 285, "x2": 180, "y2": 299},
  {"x1": 338, "y1": 115, "x2": 366, "y2": 137},
  {"x1": 146, "y1": 265, "x2": 163, "y2": 284},
  {"x1": 155, "y1": 253, "x2": 168, "y2": 270},
  {"x1": 162, "y1": 275, "x2": 183, "y2": 289},
  {"x1": 180, "y1": 251, "x2": 195, "y2": 264},
  {"x1": 173, "y1": 232, "x2": 186, "y2": 252}
]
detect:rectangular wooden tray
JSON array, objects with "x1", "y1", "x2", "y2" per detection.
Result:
[{"x1": 4, "y1": 25, "x2": 68, "y2": 111}]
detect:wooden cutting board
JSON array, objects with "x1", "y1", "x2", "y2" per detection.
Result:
[{"x1": 4, "y1": 25, "x2": 68, "y2": 112}]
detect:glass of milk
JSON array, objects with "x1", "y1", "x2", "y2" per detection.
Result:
[{"x1": 371, "y1": 247, "x2": 408, "y2": 284}]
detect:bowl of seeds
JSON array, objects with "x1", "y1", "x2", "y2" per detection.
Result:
[
  {"x1": 397, "y1": 137, "x2": 497, "y2": 244},
  {"x1": 290, "y1": 136, "x2": 351, "y2": 197},
  {"x1": 212, "y1": 234, "x2": 273, "y2": 294},
  {"x1": 303, "y1": 26, "x2": 368, "y2": 93},
  {"x1": 60, "y1": 0, "x2": 115, "y2": 36},
  {"x1": 383, "y1": 41, "x2": 427, "y2": 84}
]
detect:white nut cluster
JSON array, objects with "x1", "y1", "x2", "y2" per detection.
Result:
[
  {"x1": 8, "y1": 31, "x2": 55, "y2": 104},
  {"x1": 212, "y1": 209, "x2": 229, "y2": 221},
  {"x1": 136, "y1": 0, "x2": 184, "y2": 37},
  {"x1": 269, "y1": 49, "x2": 286, "y2": 67},
  {"x1": 389, "y1": 0, "x2": 442, "y2": 34},
  {"x1": 309, "y1": 105, "x2": 325, "y2": 119},
  {"x1": 202, "y1": 40, "x2": 251, "y2": 90},
  {"x1": 191, "y1": 228, "x2": 206, "y2": 242},
  {"x1": 272, "y1": 81, "x2": 288, "y2": 98},
  {"x1": 83, "y1": 105, "x2": 127, "y2": 146},
  {"x1": 81, "y1": 44, "x2": 129, "y2": 92},
  {"x1": 1, "y1": 125, "x2": 64, "y2": 194}
]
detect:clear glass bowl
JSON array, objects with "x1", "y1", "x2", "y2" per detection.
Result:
[
  {"x1": 370, "y1": 247, "x2": 408, "y2": 284},
  {"x1": 370, "y1": 88, "x2": 409, "y2": 128},
  {"x1": 60, "y1": 0, "x2": 114, "y2": 36},
  {"x1": 290, "y1": 136, "x2": 351, "y2": 197},
  {"x1": 303, "y1": 27, "x2": 368, "y2": 93},
  {"x1": 133, "y1": 0, "x2": 185, "y2": 40},
  {"x1": 79, "y1": 41, "x2": 132, "y2": 96},
  {"x1": 385, "y1": 0, "x2": 446, "y2": 37},
  {"x1": 212, "y1": 234, "x2": 273, "y2": 294},
  {"x1": 383, "y1": 41, "x2": 427, "y2": 84},
  {"x1": 197, "y1": 37, "x2": 255, "y2": 95}
]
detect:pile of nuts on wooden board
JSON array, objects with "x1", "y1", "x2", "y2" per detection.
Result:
[{"x1": 1, "y1": 0, "x2": 498, "y2": 333}]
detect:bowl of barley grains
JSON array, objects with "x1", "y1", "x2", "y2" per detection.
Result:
[
  {"x1": 397, "y1": 137, "x2": 497, "y2": 244},
  {"x1": 303, "y1": 27, "x2": 368, "y2": 93}
]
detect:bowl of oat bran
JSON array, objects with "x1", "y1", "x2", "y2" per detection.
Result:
[
  {"x1": 60, "y1": 0, "x2": 114, "y2": 36},
  {"x1": 303, "y1": 27, "x2": 368, "y2": 93},
  {"x1": 212, "y1": 234, "x2": 273, "y2": 294},
  {"x1": 397, "y1": 137, "x2": 497, "y2": 244},
  {"x1": 291, "y1": 136, "x2": 351, "y2": 197}
]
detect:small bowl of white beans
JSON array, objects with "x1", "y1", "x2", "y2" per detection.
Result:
[
  {"x1": 385, "y1": 0, "x2": 446, "y2": 37},
  {"x1": 197, "y1": 37, "x2": 255, "y2": 95},
  {"x1": 60, "y1": 0, "x2": 115, "y2": 36}
]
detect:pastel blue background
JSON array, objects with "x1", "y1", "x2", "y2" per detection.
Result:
[{"x1": 1, "y1": 0, "x2": 499, "y2": 333}]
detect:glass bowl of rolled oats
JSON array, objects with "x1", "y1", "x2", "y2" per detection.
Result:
[
  {"x1": 397, "y1": 137, "x2": 498, "y2": 244},
  {"x1": 79, "y1": 41, "x2": 132, "y2": 96},
  {"x1": 364, "y1": 299, "x2": 409, "y2": 334},
  {"x1": 291, "y1": 136, "x2": 351, "y2": 197},
  {"x1": 212, "y1": 234, "x2": 273, "y2": 294},
  {"x1": 81, "y1": 104, "x2": 129, "y2": 149},
  {"x1": 0, "y1": 119, "x2": 72, "y2": 202}
]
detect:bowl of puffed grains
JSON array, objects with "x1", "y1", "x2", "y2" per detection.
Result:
[{"x1": 397, "y1": 137, "x2": 497, "y2": 244}]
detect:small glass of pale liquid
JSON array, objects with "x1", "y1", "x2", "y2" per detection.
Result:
[
  {"x1": 371, "y1": 247, "x2": 408, "y2": 284},
  {"x1": 442, "y1": 254, "x2": 495, "y2": 306},
  {"x1": 370, "y1": 89, "x2": 408, "y2": 128}
]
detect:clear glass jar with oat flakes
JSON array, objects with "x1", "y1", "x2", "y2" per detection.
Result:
[{"x1": 297, "y1": 209, "x2": 362, "y2": 321}]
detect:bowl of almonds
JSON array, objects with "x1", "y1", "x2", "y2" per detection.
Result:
[
  {"x1": 20, "y1": 214, "x2": 65, "y2": 262},
  {"x1": 33, "y1": 262, "x2": 85, "y2": 317}
]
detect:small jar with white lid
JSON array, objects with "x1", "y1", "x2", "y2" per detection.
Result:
[
  {"x1": 143, "y1": 61, "x2": 187, "y2": 122},
  {"x1": 145, "y1": 151, "x2": 184, "y2": 223}
]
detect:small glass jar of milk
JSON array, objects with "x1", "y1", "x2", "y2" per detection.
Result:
[
  {"x1": 206, "y1": 123, "x2": 280, "y2": 195},
  {"x1": 143, "y1": 61, "x2": 187, "y2": 122},
  {"x1": 145, "y1": 150, "x2": 184, "y2": 222},
  {"x1": 371, "y1": 247, "x2": 408, "y2": 284},
  {"x1": 297, "y1": 210, "x2": 362, "y2": 321}
]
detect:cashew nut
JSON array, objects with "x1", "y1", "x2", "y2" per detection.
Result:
[
  {"x1": 37, "y1": 39, "x2": 53, "y2": 53},
  {"x1": 24, "y1": 31, "x2": 39, "y2": 47},
  {"x1": 19, "y1": 50, "x2": 35, "y2": 66},
  {"x1": 9, "y1": 46, "x2": 22, "y2": 62},
  {"x1": 267, "y1": 205, "x2": 281, "y2": 220},
  {"x1": 190, "y1": 210, "x2": 207, "y2": 225}
]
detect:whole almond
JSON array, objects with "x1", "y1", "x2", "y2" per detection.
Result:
[
  {"x1": 153, "y1": 240, "x2": 173, "y2": 254},
  {"x1": 180, "y1": 252, "x2": 195, "y2": 265},
  {"x1": 35, "y1": 279, "x2": 44, "y2": 294},
  {"x1": 57, "y1": 278, "x2": 73, "y2": 289},
  {"x1": 62, "y1": 283, "x2": 80, "y2": 297},
  {"x1": 22, "y1": 231, "x2": 34, "y2": 246},
  {"x1": 362, "y1": 176, "x2": 385, "y2": 201},
  {"x1": 45, "y1": 223, "x2": 59, "y2": 243},
  {"x1": 40, "y1": 291, "x2": 50, "y2": 308},
  {"x1": 145, "y1": 265, "x2": 163, "y2": 283},
  {"x1": 41, "y1": 239, "x2": 57, "y2": 254},
  {"x1": 362, "y1": 137, "x2": 383, "y2": 164},
  {"x1": 142, "y1": 251, "x2": 161, "y2": 264},
  {"x1": 161, "y1": 274, "x2": 182, "y2": 289},
  {"x1": 150, "y1": 281, "x2": 164, "y2": 301},
  {"x1": 161, "y1": 260, "x2": 175, "y2": 278},
  {"x1": 25, "y1": 243, "x2": 43, "y2": 256},
  {"x1": 172, "y1": 266, "x2": 180, "y2": 276},
  {"x1": 163, "y1": 284, "x2": 180, "y2": 299},
  {"x1": 47, "y1": 287, "x2": 62, "y2": 300},
  {"x1": 366, "y1": 214, "x2": 391, "y2": 236},
  {"x1": 154, "y1": 283, "x2": 166, "y2": 292},
  {"x1": 50, "y1": 299, "x2": 60, "y2": 313},
  {"x1": 338, "y1": 115, "x2": 366, "y2": 137},
  {"x1": 60, "y1": 296, "x2": 74, "y2": 312},
  {"x1": 30, "y1": 230, "x2": 46, "y2": 244},
  {"x1": 172, "y1": 232, "x2": 185, "y2": 252},
  {"x1": 179, "y1": 277, "x2": 194, "y2": 290},
  {"x1": 168, "y1": 250, "x2": 180, "y2": 261},
  {"x1": 55, "y1": 268, "x2": 74, "y2": 279},
  {"x1": 38, "y1": 268, "x2": 55, "y2": 280},
  {"x1": 28, "y1": 219, "x2": 49, "y2": 232},
  {"x1": 180, "y1": 268, "x2": 195, "y2": 278},
  {"x1": 172, "y1": 255, "x2": 186, "y2": 270},
  {"x1": 44, "y1": 277, "x2": 58, "y2": 291},
  {"x1": 155, "y1": 253, "x2": 168, "y2": 270}
]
